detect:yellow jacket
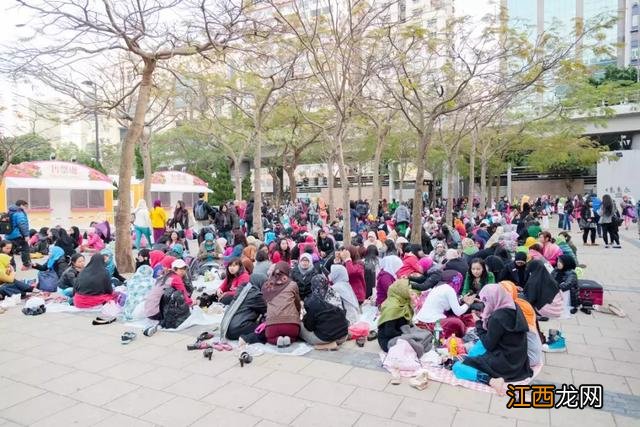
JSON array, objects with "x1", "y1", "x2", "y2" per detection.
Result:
[
  {"x1": 0, "y1": 254, "x2": 16, "y2": 284},
  {"x1": 150, "y1": 207, "x2": 168, "y2": 228}
]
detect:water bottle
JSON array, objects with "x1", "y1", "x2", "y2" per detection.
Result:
[{"x1": 434, "y1": 319, "x2": 443, "y2": 346}]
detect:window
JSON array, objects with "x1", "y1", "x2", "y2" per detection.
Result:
[
  {"x1": 71, "y1": 190, "x2": 105, "y2": 209},
  {"x1": 181, "y1": 193, "x2": 199, "y2": 208},
  {"x1": 151, "y1": 192, "x2": 171, "y2": 208},
  {"x1": 6, "y1": 188, "x2": 50, "y2": 209}
]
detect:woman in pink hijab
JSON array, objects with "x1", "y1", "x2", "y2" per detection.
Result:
[{"x1": 452, "y1": 284, "x2": 532, "y2": 394}]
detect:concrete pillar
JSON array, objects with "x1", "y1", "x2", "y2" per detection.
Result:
[{"x1": 631, "y1": 133, "x2": 640, "y2": 150}]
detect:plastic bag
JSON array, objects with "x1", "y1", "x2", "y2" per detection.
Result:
[
  {"x1": 100, "y1": 301, "x2": 122, "y2": 318},
  {"x1": 348, "y1": 321, "x2": 370, "y2": 339},
  {"x1": 359, "y1": 305, "x2": 379, "y2": 331}
]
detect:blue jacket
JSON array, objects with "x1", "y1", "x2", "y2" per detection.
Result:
[{"x1": 6, "y1": 205, "x2": 29, "y2": 239}]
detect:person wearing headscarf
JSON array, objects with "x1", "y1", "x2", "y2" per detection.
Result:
[
  {"x1": 523, "y1": 260, "x2": 561, "y2": 317},
  {"x1": 101, "y1": 248, "x2": 126, "y2": 286},
  {"x1": 167, "y1": 242, "x2": 185, "y2": 259},
  {"x1": 57, "y1": 253, "x2": 85, "y2": 299},
  {"x1": 220, "y1": 273, "x2": 268, "y2": 341},
  {"x1": 262, "y1": 262, "x2": 301, "y2": 345},
  {"x1": 429, "y1": 241, "x2": 448, "y2": 265},
  {"x1": 499, "y1": 252, "x2": 528, "y2": 286},
  {"x1": 291, "y1": 253, "x2": 322, "y2": 300},
  {"x1": 224, "y1": 244, "x2": 244, "y2": 265},
  {"x1": 461, "y1": 237, "x2": 479, "y2": 265},
  {"x1": 32, "y1": 245, "x2": 68, "y2": 278},
  {"x1": 133, "y1": 199, "x2": 152, "y2": 249},
  {"x1": 376, "y1": 255, "x2": 400, "y2": 307},
  {"x1": 443, "y1": 249, "x2": 468, "y2": 277},
  {"x1": 485, "y1": 226, "x2": 504, "y2": 250},
  {"x1": 552, "y1": 255, "x2": 579, "y2": 313},
  {"x1": 377, "y1": 280, "x2": 414, "y2": 352},
  {"x1": 73, "y1": 253, "x2": 115, "y2": 308},
  {"x1": 241, "y1": 245, "x2": 257, "y2": 274},
  {"x1": 452, "y1": 284, "x2": 532, "y2": 393},
  {"x1": 409, "y1": 256, "x2": 443, "y2": 292},
  {"x1": 300, "y1": 274, "x2": 349, "y2": 348},
  {"x1": 0, "y1": 254, "x2": 35, "y2": 297},
  {"x1": 53, "y1": 228, "x2": 76, "y2": 257},
  {"x1": 500, "y1": 281, "x2": 542, "y2": 366},
  {"x1": 136, "y1": 248, "x2": 151, "y2": 270},
  {"x1": 329, "y1": 264, "x2": 361, "y2": 325},
  {"x1": 122, "y1": 265, "x2": 155, "y2": 321},
  {"x1": 414, "y1": 272, "x2": 475, "y2": 339},
  {"x1": 198, "y1": 233, "x2": 220, "y2": 262},
  {"x1": 217, "y1": 258, "x2": 250, "y2": 304},
  {"x1": 81, "y1": 227, "x2": 105, "y2": 252},
  {"x1": 150, "y1": 199, "x2": 168, "y2": 243},
  {"x1": 554, "y1": 234, "x2": 576, "y2": 261},
  {"x1": 149, "y1": 250, "x2": 166, "y2": 278}
]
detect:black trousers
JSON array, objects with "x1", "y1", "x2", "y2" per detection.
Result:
[
  {"x1": 10, "y1": 236, "x2": 31, "y2": 267},
  {"x1": 601, "y1": 223, "x2": 619, "y2": 245},
  {"x1": 582, "y1": 227, "x2": 596, "y2": 244}
]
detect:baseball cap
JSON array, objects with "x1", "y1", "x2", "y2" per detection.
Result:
[{"x1": 172, "y1": 259, "x2": 188, "y2": 269}]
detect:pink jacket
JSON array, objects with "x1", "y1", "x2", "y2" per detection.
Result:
[
  {"x1": 542, "y1": 243, "x2": 563, "y2": 267},
  {"x1": 86, "y1": 233, "x2": 105, "y2": 251}
]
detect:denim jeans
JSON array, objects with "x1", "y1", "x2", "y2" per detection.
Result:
[
  {"x1": 0, "y1": 279, "x2": 32, "y2": 297},
  {"x1": 452, "y1": 341, "x2": 489, "y2": 383},
  {"x1": 562, "y1": 214, "x2": 572, "y2": 230},
  {"x1": 557, "y1": 213, "x2": 564, "y2": 229}
]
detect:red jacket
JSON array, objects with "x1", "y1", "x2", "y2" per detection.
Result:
[
  {"x1": 170, "y1": 274, "x2": 193, "y2": 306},
  {"x1": 218, "y1": 271, "x2": 250, "y2": 296},
  {"x1": 396, "y1": 254, "x2": 423, "y2": 279},
  {"x1": 344, "y1": 260, "x2": 366, "y2": 303}
]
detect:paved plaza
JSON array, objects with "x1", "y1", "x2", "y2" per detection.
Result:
[{"x1": 1, "y1": 226, "x2": 640, "y2": 427}]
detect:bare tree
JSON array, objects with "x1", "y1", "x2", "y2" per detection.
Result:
[{"x1": 3, "y1": 0, "x2": 244, "y2": 272}]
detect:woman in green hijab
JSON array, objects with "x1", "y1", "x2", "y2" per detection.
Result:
[{"x1": 377, "y1": 279, "x2": 414, "y2": 352}]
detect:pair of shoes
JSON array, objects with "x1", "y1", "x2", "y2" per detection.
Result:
[
  {"x1": 409, "y1": 372, "x2": 429, "y2": 390},
  {"x1": 187, "y1": 341, "x2": 212, "y2": 351},
  {"x1": 212, "y1": 342, "x2": 233, "y2": 351},
  {"x1": 121, "y1": 331, "x2": 137, "y2": 345},
  {"x1": 542, "y1": 331, "x2": 566, "y2": 353},
  {"x1": 92, "y1": 316, "x2": 116, "y2": 325},
  {"x1": 314, "y1": 342, "x2": 338, "y2": 351},
  {"x1": 196, "y1": 331, "x2": 215, "y2": 342},
  {"x1": 276, "y1": 336, "x2": 291, "y2": 348},
  {"x1": 143, "y1": 325, "x2": 158, "y2": 337}
]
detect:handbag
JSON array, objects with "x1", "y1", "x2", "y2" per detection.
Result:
[{"x1": 37, "y1": 270, "x2": 59, "y2": 292}]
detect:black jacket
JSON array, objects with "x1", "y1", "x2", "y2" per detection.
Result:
[
  {"x1": 33, "y1": 258, "x2": 68, "y2": 278},
  {"x1": 377, "y1": 317, "x2": 409, "y2": 353},
  {"x1": 552, "y1": 269, "x2": 579, "y2": 307},
  {"x1": 443, "y1": 258, "x2": 468, "y2": 277},
  {"x1": 226, "y1": 283, "x2": 267, "y2": 340},
  {"x1": 410, "y1": 268, "x2": 442, "y2": 292},
  {"x1": 463, "y1": 307, "x2": 532, "y2": 381},
  {"x1": 303, "y1": 295, "x2": 349, "y2": 343},
  {"x1": 317, "y1": 238, "x2": 334, "y2": 255},
  {"x1": 499, "y1": 262, "x2": 526, "y2": 286},
  {"x1": 58, "y1": 266, "x2": 80, "y2": 290},
  {"x1": 291, "y1": 264, "x2": 322, "y2": 300}
]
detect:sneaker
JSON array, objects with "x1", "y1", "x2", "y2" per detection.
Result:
[
  {"x1": 409, "y1": 372, "x2": 429, "y2": 390},
  {"x1": 143, "y1": 325, "x2": 158, "y2": 337},
  {"x1": 276, "y1": 336, "x2": 285, "y2": 348},
  {"x1": 542, "y1": 332, "x2": 566, "y2": 353},
  {"x1": 613, "y1": 245, "x2": 622, "y2": 249},
  {"x1": 282, "y1": 336, "x2": 291, "y2": 347}
]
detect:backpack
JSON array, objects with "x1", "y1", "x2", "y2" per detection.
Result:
[
  {"x1": 0, "y1": 212, "x2": 13, "y2": 235},
  {"x1": 160, "y1": 287, "x2": 190, "y2": 329},
  {"x1": 194, "y1": 201, "x2": 208, "y2": 221}
]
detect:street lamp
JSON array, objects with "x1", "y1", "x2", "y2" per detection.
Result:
[{"x1": 82, "y1": 80, "x2": 100, "y2": 163}]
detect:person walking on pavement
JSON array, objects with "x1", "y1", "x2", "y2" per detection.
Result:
[{"x1": 5, "y1": 200, "x2": 32, "y2": 270}]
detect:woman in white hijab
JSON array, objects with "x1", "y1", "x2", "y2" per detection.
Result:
[{"x1": 329, "y1": 264, "x2": 361, "y2": 325}]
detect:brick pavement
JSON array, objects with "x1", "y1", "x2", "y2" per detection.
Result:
[{"x1": 1, "y1": 225, "x2": 639, "y2": 426}]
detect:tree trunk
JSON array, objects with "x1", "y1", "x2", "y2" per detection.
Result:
[
  {"x1": 141, "y1": 129, "x2": 153, "y2": 208},
  {"x1": 269, "y1": 167, "x2": 281, "y2": 208},
  {"x1": 494, "y1": 172, "x2": 500, "y2": 201},
  {"x1": 327, "y1": 153, "x2": 334, "y2": 220},
  {"x1": 479, "y1": 158, "x2": 488, "y2": 210},
  {"x1": 468, "y1": 129, "x2": 477, "y2": 210},
  {"x1": 232, "y1": 158, "x2": 242, "y2": 201},
  {"x1": 0, "y1": 160, "x2": 10, "y2": 185},
  {"x1": 398, "y1": 161, "x2": 406, "y2": 203},
  {"x1": 357, "y1": 163, "x2": 362, "y2": 201},
  {"x1": 411, "y1": 130, "x2": 432, "y2": 244},
  {"x1": 370, "y1": 130, "x2": 386, "y2": 219},
  {"x1": 115, "y1": 59, "x2": 156, "y2": 273},
  {"x1": 252, "y1": 130, "x2": 263, "y2": 239},
  {"x1": 446, "y1": 158, "x2": 455, "y2": 224},
  {"x1": 285, "y1": 165, "x2": 297, "y2": 202},
  {"x1": 487, "y1": 171, "x2": 494, "y2": 209},
  {"x1": 335, "y1": 129, "x2": 351, "y2": 245}
]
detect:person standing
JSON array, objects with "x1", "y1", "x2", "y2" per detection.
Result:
[
  {"x1": 5, "y1": 200, "x2": 31, "y2": 270},
  {"x1": 599, "y1": 194, "x2": 621, "y2": 249},
  {"x1": 150, "y1": 199, "x2": 168, "y2": 244},
  {"x1": 193, "y1": 193, "x2": 216, "y2": 232},
  {"x1": 133, "y1": 199, "x2": 152, "y2": 249},
  {"x1": 562, "y1": 198, "x2": 573, "y2": 231},
  {"x1": 579, "y1": 198, "x2": 597, "y2": 246},
  {"x1": 245, "y1": 199, "x2": 254, "y2": 234},
  {"x1": 620, "y1": 195, "x2": 635, "y2": 231},
  {"x1": 169, "y1": 200, "x2": 189, "y2": 231},
  {"x1": 591, "y1": 194, "x2": 603, "y2": 239}
]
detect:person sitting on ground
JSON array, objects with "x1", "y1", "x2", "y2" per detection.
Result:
[
  {"x1": 341, "y1": 246, "x2": 366, "y2": 304},
  {"x1": 499, "y1": 252, "x2": 528, "y2": 286},
  {"x1": 32, "y1": 245, "x2": 68, "y2": 278},
  {"x1": 81, "y1": 227, "x2": 105, "y2": 252},
  {"x1": 552, "y1": 255, "x2": 579, "y2": 315},
  {"x1": 376, "y1": 250, "x2": 403, "y2": 306},
  {"x1": 429, "y1": 241, "x2": 448, "y2": 265},
  {"x1": 301, "y1": 274, "x2": 350, "y2": 350},
  {"x1": 241, "y1": 245, "x2": 257, "y2": 274},
  {"x1": 461, "y1": 237, "x2": 479, "y2": 264},
  {"x1": 443, "y1": 249, "x2": 468, "y2": 277},
  {"x1": 0, "y1": 241, "x2": 16, "y2": 270},
  {"x1": 101, "y1": 248, "x2": 127, "y2": 287},
  {"x1": 291, "y1": 253, "x2": 322, "y2": 300},
  {"x1": 0, "y1": 253, "x2": 35, "y2": 298},
  {"x1": 409, "y1": 256, "x2": 443, "y2": 292},
  {"x1": 253, "y1": 248, "x2": 272, "y2": 277},
  {"x1": 29, "y1": 227, "x2": 51, "y2": 255},
  {"x1": 220, "y1": 273, "x2": 268, "y2": 341},
  {"x1": 414, "y1": 272, "x2": 475, "y2": 339},
  {"x1": 149, "y1": 250, "x2": 166, "y2": 278},
  {"x1": 462, "y1": 258, "x2": 496, "y2": 296},
  {"x1": 500, "y1": 281, "x2": 543, "y2": 366},
  {"x1": 122, "y1": 265, "x2": 155, "y2": 321},
  {"x1": 57, "y1": 253, "x2": 85, "y2": 299},
  {"x1": 317, "y1": 228, "x2": 335, "y2": 260},
  {"x1": 538, "y1": 231, "x2": 562, "y2": 267},
  {"x1": 223, "y1": 243, "x2": 243, "y2": 265},
  {"x1": 73, "y1": 253, "x2": 115, "y2": 308},
  {"x1": 523, "y1": 260, "x2": 562, "y2": 318},
  {"x1": 262, "y1": 261, "x2": 301, "y2": 345},
  {"x1": 136, "y1": 248, "x2": 151, "y2": 270},
  {"x1": 198, "y1": 233, "x2": 221, "y2": 263},
  {"x1": 167, "y1": 230, "x2": 183, "y2": 250},
  {"x1": 143, "y1": 258, "x2": 192, "y2": 321},
  {"x1": 396, "y1": 244, "x2": 424, "y2": 280},
  {"x1": 53, "y1": 228, "x2": 76, "y2": 257},
  {"x1": 328, "y1": 264, "x2": 361, "y2": 325},
  {"x1": 526, "y1": 242, "x2": 545, "y2": 262},
  {"x1": 363, "y1": 244, "x2": 379, "y2": 300},
  {"x1": 217, "y1": 258, "x2": 250, "y2": 305},
  {"x1": 452, "y1": 283, "x2": 533, "y2": 394},
  {"x1": 377, "y1": 280, "x2": 414, "y2": 352}
]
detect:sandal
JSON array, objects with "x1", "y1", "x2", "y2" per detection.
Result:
[
  {"x1": 196, "y1": 331, "x2": 215, "y2": 342},
  {"x1": 367, "y1": 330, "x2": 378, "y2": 341},
  {"x1": 355, "y1": 337, "x2": 366, "y2": 347},
  {"x1": 409, "y1": 372, "x2": 429, "y2": 390},
  {"x1": 143, "y1": 324, "x2": 158, "y2": 337},
  {"x1": 608, "y1": 303, "x2": 626, "y2": 318},
  {"x1": 187, "y1": 342, "x2": 212, "y2": 351},
  {"x1": 203, "y1": 348, "x2": 214, "y2": 360},
  {"x1": 92, "y1": 316, "x2": 116, "y2": 325},
  {"x1": 121, "y1": 332, "x2": 137, "y2": 345}
]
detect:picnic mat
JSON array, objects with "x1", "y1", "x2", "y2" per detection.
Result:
[
  {"x1": 422, "y1": 363, "x2": 544, "y2": 394},
  {"x1": 123, "y1": 306, "x2": 223, "y2": 332},
  {"x1": 244, "y1": 341, "x2": 313, "y2": 356}
]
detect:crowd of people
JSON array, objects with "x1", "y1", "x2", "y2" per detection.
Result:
[{"x1": 1, "y1": 190, "x2": 636, "y2": 392}]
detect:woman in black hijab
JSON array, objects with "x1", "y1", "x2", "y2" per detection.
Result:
[
  {"x1": 499, "y1": 252, "x2": 528, "y2": 285},
  {"x1": 54, "y1": 228, "x2": 76, "y2": 257},
  {"x1": 73, "y1": 253, "x2": 114, "y2": 308},
  {"x1": 523, "y1": 260, "x2": 560, "y2": 312}
]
